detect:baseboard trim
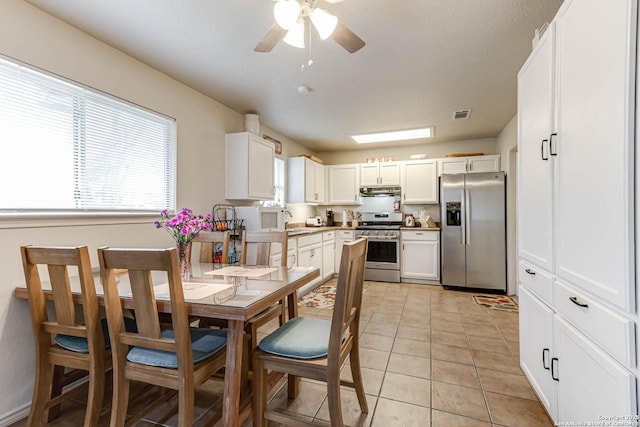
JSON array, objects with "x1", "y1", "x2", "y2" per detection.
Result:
[{"x1": 0, "y1": 403, "x2": 30, "y2": 427}]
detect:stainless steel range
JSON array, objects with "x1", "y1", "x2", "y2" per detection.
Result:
[{"x1": 355, "y1": 212, "x2": 403, "y2": 282}]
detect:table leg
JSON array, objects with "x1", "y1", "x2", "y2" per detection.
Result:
[
  {"x1": 222, "y1": 319, "x2": 244, "y2": 427},
  {"x1": 286, "y1": 290, "x2": 300, "y2": 399},
  {"x1": 286, "y1": 290, "x2": 298, "y2": 320}
]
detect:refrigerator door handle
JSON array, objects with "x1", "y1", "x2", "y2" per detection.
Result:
[
  {"x1": 465, "y1": 189, "x2": 471, "y2": 245},
  {"x1": 460, "y1": 189, "x2": 466, "y2": 245}
]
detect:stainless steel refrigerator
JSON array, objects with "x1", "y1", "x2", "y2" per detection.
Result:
[{"x1": 440, "y1": 172, "x2": 506, "y2": 291}]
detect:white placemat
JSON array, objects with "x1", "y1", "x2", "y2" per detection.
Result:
[
  {"x1": 203, "y1": 266, "x2": 278, "y2": 278},
  {"x1": 154, "y1": 282, "x2": 233, "y2": 300}
]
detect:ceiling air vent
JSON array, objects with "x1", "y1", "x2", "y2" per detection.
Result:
[{"x1": 452, "y1": 109, "x2": 472, "y2": 120}]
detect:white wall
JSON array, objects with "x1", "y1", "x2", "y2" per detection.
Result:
[
  {"x1": 0, "y1": 1, "x2": 311, "y2": 422},
  {"x1": 495, "y1": 115, "x2": 518, "y2": 296},
  {"x1": 316, "y1": 137, "x2": 498, "y2": 165}
]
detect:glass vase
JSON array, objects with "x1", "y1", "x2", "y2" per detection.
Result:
[{"x1": 176, "y1": 241, "x2": 192, "y2": 281}]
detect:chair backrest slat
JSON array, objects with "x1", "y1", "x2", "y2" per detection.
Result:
[
  {"x1": 99, "y1": 247, "x2": 192, "y2": 368},
  {"x1": 241, "y1": 231, "x2": 289, "y2": 266},
  {"x1": 21, "y1": 245, "x2": 102, "y2": 342},
  {"x1": 127, "y1": 269, "x2": 162, "y2": 339},
  {"x1": 194, "y1": 231, "x2": 231, "y2": 264},
  {"x1": 48, "y1": 264, "x2": 76, "y2": 326},
  {"x1": 328, "y1": 238, "x2": 367, "y2": 362}
]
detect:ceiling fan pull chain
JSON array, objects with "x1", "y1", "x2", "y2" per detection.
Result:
[{"x1": 302, "y1": 17, "x2": 314, "y2": 70}]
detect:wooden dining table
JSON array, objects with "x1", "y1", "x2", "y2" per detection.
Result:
[{"x1": 14, "y1": 262, "x2": 320, "y2": 427}]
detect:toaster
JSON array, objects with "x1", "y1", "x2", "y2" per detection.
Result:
[{"x1": 306, "y1": 216, "x2": 323, "y2": 227}]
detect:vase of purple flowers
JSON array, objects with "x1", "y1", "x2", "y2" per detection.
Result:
[{"x1": 154, "y1": 208, "x2": 213, "y2": 280}]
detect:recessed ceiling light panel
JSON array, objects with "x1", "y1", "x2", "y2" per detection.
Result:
[{"x1": 352, "y1": 127, "x2": 434, "y2": 144}]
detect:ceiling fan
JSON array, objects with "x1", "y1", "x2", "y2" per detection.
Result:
[{"x1": 255, "y1": 0, "x2": 365, "y2": 54}]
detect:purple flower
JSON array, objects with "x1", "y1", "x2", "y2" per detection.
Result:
[{"x1": 153, "y1": 208, "x2": 214, "y2": 244}]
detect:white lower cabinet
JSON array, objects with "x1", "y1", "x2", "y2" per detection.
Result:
[
  {"x1": 269, "y1": 238, "x2": 297, "y2": 268},
  {"x1": 400, "y1": 231, "x2": 440, "y2": 282},
  {"x1": 519, "y1": 285, "x2": 637, "y2": 425},
  {"x1": 519, "y1": 287, "x2": 557, "y2": 420},
  {"x1": 334, "y1": 230, "x2": 356, "y2": 275},
  {"x1": 297, "y1": 234, "x2": 323, "y2": 295},
  {"x1": 555, "y1": 317, "x2": 637, "y2": 424},
  {"x1": 322, "y1": 232, "x2": 335, "y2": 280}
]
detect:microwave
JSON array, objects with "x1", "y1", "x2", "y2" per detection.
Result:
[{"x1": 234, "y1": 206, "x2": 286, "y2": 232}]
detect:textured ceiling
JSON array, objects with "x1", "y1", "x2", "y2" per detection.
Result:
[{"x1": 26, "y1": 0, "x2": 563, "y2": 152}]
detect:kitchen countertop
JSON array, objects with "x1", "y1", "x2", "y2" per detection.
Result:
[
  {"x1": 284, "y1": 225, "x2": 441, "y2": 236},
  {"x1": 285, "y1": 225, "x2": 354, "y2": 236}
]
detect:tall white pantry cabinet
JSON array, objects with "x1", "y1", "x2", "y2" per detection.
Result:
[{"x1": 517, "y1": 0, "x2": 638, "y2": 424}]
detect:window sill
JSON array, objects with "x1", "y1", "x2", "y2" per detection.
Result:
[{"x1": 0, "y1": 212, "x2": 158, "y2": 230}]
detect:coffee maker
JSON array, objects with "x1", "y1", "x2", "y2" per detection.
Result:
[{"x1": 326, "y1": 209, "x2": 335, "y2": 226}]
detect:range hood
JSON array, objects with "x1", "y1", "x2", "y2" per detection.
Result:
[{"x1": 359, "y1": 186, "x2": 401, "y2": 196}]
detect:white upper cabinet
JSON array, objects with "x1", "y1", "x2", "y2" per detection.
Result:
[
  {"x1": 438, "y1": 155, "x2": 500, "y2": 175},
  {"x1": 360, "y1": 162, "x2": 400, "y2": 186},
  {"x1": 517, "y1": 0, "x2": 635, "y2": 313},
  {"x1": 327, "y1": 164, "x2": 360, "y2": 205},
  {"x1": 517, "y1": 22, "x2": 555, "y2": 273},
  {"x1": 288, "y1": 157, "x2": 325, "y2": 204},
  {"x1": 225, "y1": 132, "x2": 275, "y2": 200},
  {"x1": 400, "y1": 160, "x2": 438, "y2": 204},
  {"x1": 553, "y1": 0, "x2": 635, "y2": 312}
]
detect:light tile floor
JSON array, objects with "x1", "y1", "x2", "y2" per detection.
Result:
[{"x1": 10, "y1": 280, "x2": 553, "y2": 427}]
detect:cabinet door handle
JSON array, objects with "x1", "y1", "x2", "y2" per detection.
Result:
[
  {"x1": 525, "y1": 268, "x2": 535, "y2": 275},
  {"x1": 355, "y1": 194, "x2": 358, "y2": 201},
  {"x1": 542, "y1": 348, "x2": 550, "y2": 370},
  {"x1": 549, "y1": 133, "x2": 557, "y2": 156},
  {"x1": 541, "y1": 139, "x2": 549, "y2": 161},
  {"x1": 569, "y1": 296, "x2": 589, "y2": 308},
  {"x1": 551, "y1": 357, "x2": 559, "y2": 381}
]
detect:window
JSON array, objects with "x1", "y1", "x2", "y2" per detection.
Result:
[
  {"x1": 0, "y1": 56, "x2": 176, "y2": 215},
  {"x1": 262, "y1": 157, "x2": 285, "y2": 207}
]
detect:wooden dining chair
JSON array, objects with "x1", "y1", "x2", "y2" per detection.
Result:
[
  {"x1": 21, "y1": 245, "x2": 109, "y2": 426},
  {"x1": 193, "y1": 230, "x2": 231, "y2": 264},
  {"x1": 98, "y1": 247, "x2": 228, "y2": 426},
  {"x1": 240, "y1": 230, "x2": 289, "y2": 354},
  {"x1": 252, "y1": 237, "x2": 368, "y2": 427}
]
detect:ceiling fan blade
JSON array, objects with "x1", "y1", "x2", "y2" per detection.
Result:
[
  {"x1": 324, "y1": 0, "x2": 346, "y2": 3},
  {"x1": 254, "y1": 23, "x2": 287, "y2": 53},
  {"x1": 331, "y1": 21, "x2": 365, "y2": 53}
]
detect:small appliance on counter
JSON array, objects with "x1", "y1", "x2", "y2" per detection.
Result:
[
  {"x1": 404, "y1": 214, "x2": 415, "y2": 227},
  {"x1": 306, "y1": 216, "x2": 323, "y2": 227},
  {"x1": 326, "y1": 209, "x2": 335, "y2": 226}
]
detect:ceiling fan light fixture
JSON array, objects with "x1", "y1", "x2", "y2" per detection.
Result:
[
  {"x1": 352, "y1": 127, "x2": 434, "y2": 144},
  {"x1": 274, "y1": 0, "x2": 301, "y2": 30},
  {"x1": 283, "y1": 19, "x2": 305, "y2": 48},
  {"x1": 310, "y1": 8, "x2": 338, "y2": 40}
]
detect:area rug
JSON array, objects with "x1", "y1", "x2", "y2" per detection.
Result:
[
  {"x1": 298, "y1": 285, "x2": 338, "y2": 310},
  {"x1": 473, "y1": 294, "x2": 518, "y2": 312}
]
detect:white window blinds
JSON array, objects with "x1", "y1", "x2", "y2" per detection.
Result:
[{"x1": 0, "y1": 56, "x2": 176, "y2": 214}]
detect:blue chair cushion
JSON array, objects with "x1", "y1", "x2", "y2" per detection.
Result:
[
  {"x1": 55, "y1": 317, "x2": 138, "y2": 353},
  {"x1": 258, "y1": 317, "x2": 332, "y2": 360},
  {"x1": 126, "y1": 328, "x2": 227, "y2": 369}
]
